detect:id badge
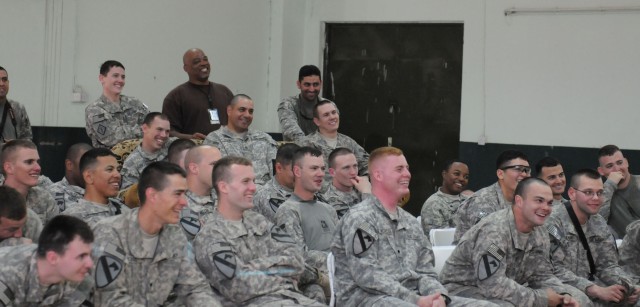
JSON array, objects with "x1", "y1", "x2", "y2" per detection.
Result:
[{"x1": 209, "y1": 108, "x2": 220, "y2": 125}]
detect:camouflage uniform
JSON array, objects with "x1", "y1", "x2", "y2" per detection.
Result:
[
  {"x1": 546, "y1": 201, "x2": 636, "y2": 302},
  {"x1": 0, "y1": 209, "x2": 42, "y2": 248},
  {"x1": 25, "y1": 186, "x2": 59, "y2": 226},
  {"x1": 420, "y1": 188, "x2": 467, "y2": 236},
  {"x1": 252, "y1": 177, "x2": 293, "y2": 224},
  {"x1": 618, "y1": 220, "x2": 640, "y2": 281},
  {"x1": 321, "y1": 183, "x2": 367, "y2": 219},
  {"x1": 599, "y1": 176, "x2": 640, "y2": 238},
  {"x1": 84, "y1": 94, "x2": 149, "y2": 148},
  {"x1": 48, "y1": 177, "x2": 85, "y2": 212},
  {"x1": 0, "y1": 100, "x2": 32, "y2": 141},
  {"x1": 331, "y1": 195, "x2": 492, "y2": 307},
  {"x1": 63, "y1": 198, "x2": 129, "y2": 228},
  {"x1": 92, "y1": 208, "x2": 220, "y2": 306},
  {"x1": 193, "y1": 209, "x2": 323, "y2": 307},
  {"x1": 277, "y1": 95, "x2": 329, "y2": 142},
  {"x1": 179, "y1": 190, "x2": 217, "y2": 242},
  {"x1": 453, "y1": 182, "x2": 511, "y2": 243},
  {"x1": 0, "y1": 244, "x2": 92, "y2": 306},
  {"x1": 440, "y1": 207, "x2": 589, "y2": 306},
  {"x1": 203, "y1": 126, "x2": 277, "y2": 186},
  {"x1": 120, "y1": 137, "x2": 176, "y2": 189}
]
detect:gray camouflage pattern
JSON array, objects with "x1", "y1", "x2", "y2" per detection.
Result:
[
  {"x1": 277, "y1": 95, "x2": 326, "y2": 142},
  {"x1": 0, "y1": 100, "x2": 32, "y2": 141},
  {"x1": 420, "y1": 188, "x2": 467, "y2": 236},
  {"x1": 453, "y1": 182, "x2": 511, "y2": 243},
  {"x1": 84, "y1": 94, "x2": 149, "y2": 148},
  {"x1": 63, "y1": 198, "x2": 129, "y2": 228},
  {"x1": 0, "y1": 209, "x2": 42, "y2": 248},
  {"x1": 619, "y1": 220, "x2": 640, "y2": 281},
  {"x1": 26, "y1": 186, "x2": 59, "y2": 226},
  {"x1": 203, "y1": 126, "x2": 276, "y2": 186},
  {"x1": 321, "y1": 183, "x2": 365, "y2": 219},
  {"x1": 48, "y1": 177, "x2": 85, "y2": 212},
  {"x1": 92, "y1": 208, "x2": 220, "y2": 306},
  {"x1": 193, "y1": 209, "x2": 323, "y2": 306},
  {"x1": 120, "y1": 137, "x2": 176, "y2": 189},
  {"x1": 0, "y1": 244, "x2": 92, "y2": 306},
  {"x1": 180, "y1": 190, "x2": 217, "y2": 242},
  {"x1": 251, "y1": 177, "x2": 292, "y2": 224}
]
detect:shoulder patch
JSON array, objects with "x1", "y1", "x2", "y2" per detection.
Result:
[
  {"x1": 55, "y1": 192, "x2": 65, "y2": 212},
  {"x1": 353, "y1": 223, "x2": 376, "y2": 256},
  {"x1": 95, "y1": 243, "x2": 125, "y2": 288},
  {"x1": 97, "y1": 124, "x2": 107, "y2": 136},
  {"x1": 211, "y1": 243, "x2": 236, "y2": 279},
  {"x1": 477, "y1": 254, "x2": 501, "y2": 281},
  {"x1": 269, "y1": 198, "x2": 285, "y2": 213},
  {"x1": 271, "y1": 224, "x2": 295, "y2": 244},
  {"x1": 0, "y1": 280, "x2": 15, "y2": 306},
  {"x1": 487, "y1": 243, "x2": 505, "y2": 261},
  {"x1": 180, "y1": 212, "x2": 201, "y2": 236}
]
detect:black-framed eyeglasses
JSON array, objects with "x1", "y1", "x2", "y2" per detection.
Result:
[
  {"x1": 573, "y1": 188, "x2": 604, "y2": 198},
  {"x1": 500, "y1": 165, "x2": 531, "y2": 175}
]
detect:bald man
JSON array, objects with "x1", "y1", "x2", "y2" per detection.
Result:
[
  {"x1": 180, "y1": 145, "x2": 222, "y2": 241},
  {"x1": 163, "y1": 48, "x2": 234, "y2": 140},
  {"x1": 49, "y1": 143, "x2": 92, "y2": 212}
]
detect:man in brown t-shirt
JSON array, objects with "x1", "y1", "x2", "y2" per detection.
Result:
[{"x1": 162, "y1": 48, "x2": 233, "y2": 140}]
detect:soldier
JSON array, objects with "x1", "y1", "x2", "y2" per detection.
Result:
[
  {"x1": 193, "y1": 156, "x2": 323, "y2": 306},
  {"x1": 163, "y1": 48, "x2": 234, "y2": 140},
  {"x1": 49, "y1": 143, "x2": 92, "y2": 212},
  {"x1": 322, "y1": 147, "x2": 371, "y2": 218},
  {"x1": 92, "y1": 161, "x2": 220, "y2": 306},
  {"x1": 275, "y1": 146, "x2": 337, "y2": 303},
  {"x1": 619, "y1": 220, "x2": 640, "y2": 280},
  {"x1": 1, "y1": 139, "x2": 59, "y2": 224},
  {"x1": 535, "y1": 156, "x2": 567, "y2": 206},
  {"x1": 453, "y1": 150, "x2": 530, "y2": 243},
  {"x1": 63, "y1": 148, "x2": 128, "y2": 228},
  {"x1": 278, "y1": 65, "x2": 332, "y2": 142},
  {"x1": 85, "y1": 60, "x2": 150, "y2": 148},
  {"x1": 0, "y1": 186, "x2": 42, "y2": 247},
  {"x1": 420, "y1": 159, "x2": 469, "y2": 235},
  {"x1": 297, "y1": 100, "x2": 369, "y2": 191},
  {"x1": 440, "y1": 178, "x2": 583, "y2": 306},
  {"x1": 203, "y1": 94, "x2": 277, "y2": 186},
  {"x1": 597, "y1": 145, "x2": 640, "y2": 238},
  {"x1": 546, "y1": 168, "x2": 640, "y2": 305},
  {"x1": 0, "y1": 215, "x2": 94, "y2": 306},
  {"x1": 252, "y1": 143, "x2": 299, "y2": 223},
  {"x1": 167, "y1": 138, "x2": 196, "y2": 170},
  {"x1": 0, "y1": 66, "x2": 32, "y2": 142},
  {"x1": 181, "y1": 145, "x2": 222, "y2": 241},
  {"x1": 120, "y1": 112, "x2": 176, "y2": 189},
  {"x1": 331, "y1": 147, "x2": 492, "y2": 307}
]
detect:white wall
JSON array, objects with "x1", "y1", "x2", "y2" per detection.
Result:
[{"x1": 2, "y1": 0, "x2": 640, "y2": 149}]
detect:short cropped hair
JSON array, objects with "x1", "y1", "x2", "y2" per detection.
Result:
[
  {"x1": 570, "y1": 168, "x2": 601, "y2": 189},
  {"x1": 442, "y1": 159, "x2": 466, "y2": 172},
  {"x1": 37, "y1": 215, "x2": 94, "y2": 258},
  {"x1": 535, "y1": 156, "x2": 561, "y2": 177},
  {"x1": 298, "y1": 65, "x2": 321, "y2": 81},
  {"x1": 0, "y1": 186, "x2": 27, "y2": 221},
  {"x1": 138, "y1": 161, "x2": 186, "y2": 204},
  {"x1": 66, "y1": 143, "x2": 92, "y2": 162},
  {"x1": 168, "y1": 139, "x2": 196, "y2": 165},
  {"x1": 211, "y1": 156, "x2": 252, "y2": 195},
  {"x1": 276, "y1": 143, "x2": 300, "y2": 166},
  {"x1": 0, "y1": 66, "x2": 6, "y2": 73},
  {"x1": 1, "y1": 140, "x2": 37, "y2": 173},
  {"x1": 229, "y1": 94, "x2": 252, "y2": 106},
  {"x1": 292, "y1": 146, "x2": 323, "y2": 169},
  {"x1": 79, "y1": 148, "x2": 118, "y2": 174},
  {"x1": 99, "y1": 60, "x2": 124, "y2": 76},
  {"x1": 496, "y1": 150, "x2": 529, "y2": 169},
  {"x1": 598, "y1": 145, "x2": 621, "y2": 158},
  {"x1": 514, "y1": 177, "x2": 548, "y2": 199},
  {"x1": 368, "y1": 146, "x2": 403, "y2": 173},
  {"x1": 143, "y1": 112, "x2": 168, "y2": 126},
  {"x1": 328, "y1": 147, "x2": 354, "y2": 169},
  {"x1": 312, "y1": 100, "x2": 339, "y2": 119}
]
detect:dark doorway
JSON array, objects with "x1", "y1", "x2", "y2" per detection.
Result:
[{"x1": 323, "y1": 23, "x2": 464, "y2": 216}]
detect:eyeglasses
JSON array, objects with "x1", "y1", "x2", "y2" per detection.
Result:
[
  {"x1": 500, "y1": 165, "x2": 531, "y2": 175},
  {"x1": 573, "y1": 188, "x2": 604, "y2": 198}
]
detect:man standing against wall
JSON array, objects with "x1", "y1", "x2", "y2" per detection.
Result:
[
  {"x1": 0, "y1": 66, "x2": 32, "y2": 142},
  {"x1": 163, "y1": 48, "x2": 234, "y2": 140}
]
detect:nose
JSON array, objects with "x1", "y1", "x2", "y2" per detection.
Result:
[
  {"x1": 34, "y1": 162, "x2": 42, "y2": 173},
  {"x1": 86, "y1": 257, "x2": 94, "y2": 268},
  {"x1": 178, "y1": 194, "x2": 188, "y2": 208}
]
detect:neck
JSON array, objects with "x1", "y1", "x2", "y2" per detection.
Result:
[
  {"x1": 293, "y1": 186, "x2": 315, "y2": 201},
  {"x1": 217, "y1": 202, "x2": 243, "y2": 221},
  {"x1": 0, "y1": 97, "x2": 7, "y2": 105},
  {"x1": 36, "y1": 258, "x2": 61, "y2": 286},
  {"x1": 333, "y1": 181, "x2": 353, "y2": 193},
  {"x1": 553, "y1": 194, "x2": 563, "y2": 201},
  {"x1": 225, "y1": 125, "x2": 246, "y2": 135},
  {"x1": 571, "y1": 201, "x2": 589, "y2": 225},
  {"x1": 372, "y1": 186, "x2": 399, "y2": 212},
  {"x1": 83, "y1": 189, "x2": 109, "y2": 205},
  {"x1": 65, "y1": 174, "x2": 78, "y2": 187},
  {"x1": 513, "y1": 208, "x2": 533, "y2": 233},
  {"x1": 299, "y1": 94, "x2": 317, "y2": 104},
  {"x1": 440, "y1": 186, "x2": 455, "y2": 195},
  {"x1": 137, "y1": 205, "x2": 164, "y2": 235},
  {"x1": 103, "y1": 91, "x2": 120, "y2": 103},
  {"x1": 189, "y1": 79, "x2": 209, "y2": 86},
  {"x1": 319, "y1": 129, "x2": 338, "y2": 138},
  {"x1": 274, "y1": 175, "x2": 293, "y2": 191},
  {"x1": 498, "y1": 181, "x2": 514, "y2": 203},
  {"x1": 187, "y1": 179, "x2": 211, "y2": 197},
  {"x1": 4, "y1": 178, "x2": 30, "y2": 197}
]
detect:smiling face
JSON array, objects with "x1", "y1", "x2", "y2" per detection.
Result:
[
  {"x1": 598, "y1": 151, "x2": 630, "y2": 187},
  {"x1": 183, "y1": 49, "x2": 210, "y2": 84},
  {"x1": 538, "y1": 165, "x2": 566, "y2": 199},
  {"x1": 99, "y1": 66, "x2": 125, "y2": 99},
  {"x1": 86, "y1": 155, "x2": 121, "y2": 198},
  {"x1": 227, "y1": 97, "x2": 254, "y2": 133},
  {"x1": 0, "y1": 69, "x2": 9, "y2": 100},
  {"x1": 374, "y1": 154, "x2": 411, "y2": 200},
  {"x1": 3, "y1": 147, "x2": 41, "y2": 189},
  {"x1": 313, "y1": 102, "x2": 340, "y2": 134},
  {"x1": 497, "y1": 158, "x2": 531, "y2": 194},
  {"x1": 441, "y1": 162, "x2": 469, "y2": 195},
  {"x1": 148, "y1": 174, "x2": 188, "y2": 225},
  {"x1": 0, "y1": 216, "x2": 26, "y2": 240},
  {"x1": 569, "y1": 176, "x2": 604, "y2": 219},
  {"x1": 51, "y1": 236, "x2": 94, "y2": 283},
  {"x1": 296, "y1": 75, "x2": 322, "y2": 101},
  {"x1": 515, "y1": 181, "x2": 553, "y2": 232},
  {"x1": 142, "y1": 116, "x2": 170, "y2": 152},
  {"x1": 222, "y1": 164, "x2": 256, "y2": 212}
]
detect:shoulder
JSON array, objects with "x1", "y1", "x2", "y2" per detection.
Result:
[
  {"x1": 279, "y1": 95, "x2": 298, "y2": 106},
  {"x1": 7, "y1": 99, "x2": 27, "y2": 111},
  {"x1": 210, "y1": 82, "x2": 232, "y2": 93},
  {"x1": 29, "y1": 186, "x2": 55, "y2": 202},
  {"x1": 249, "y1": 130, "x2": 277, "y2": 143}
]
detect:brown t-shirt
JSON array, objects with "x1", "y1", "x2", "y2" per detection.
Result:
[{"x1": 162, "y1": 81, "x2": 233, "y2": 135}]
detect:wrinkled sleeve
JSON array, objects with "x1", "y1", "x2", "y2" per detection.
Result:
[
  {"x1": 598, "y1": 179, "x2": 617, "y2": 221},
  {"x1": 174, "y1": 243, "x2": 222, "y2": 307},
  {"x1": 421, "y1": 197, "x2": 447, "y2": 236},
  {"x1": 415, "y1": 227, "x2": 448, "y2": 295},
  {"x1": 15, "y1": 102, "x2": 32, "y2": 140},
  {"x1": 619, "y1": 220, "x2": 640, "y2": 279},
  {"x1": 119, "y1": 158, "x2": 139, "y2": 190},
  {"x1": 277, "y1": 98, "x2": 305, "y2": 142}
]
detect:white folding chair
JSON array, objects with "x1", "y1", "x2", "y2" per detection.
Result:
[
  {"x1": 616, "y1": 239, "x2": 623, "y2": 248},
  {"x1": 429, "y1": 228, "x2": 456, "y2": 246},
  {"x1": 432, "y1": 245, "x2": 456, "y2": 274},
  {"x1": 327, "y1": 252, "x2": 336, "y2": 307}
]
